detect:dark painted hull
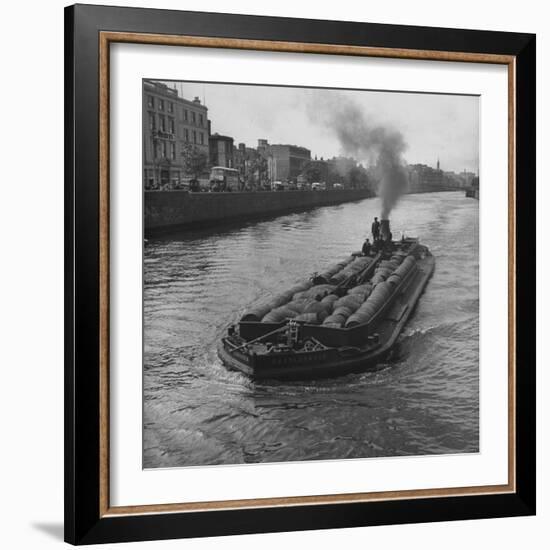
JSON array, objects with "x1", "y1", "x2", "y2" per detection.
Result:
[
  {"x1": 218, "y1": 337, "x2": 394, "y2": 380},
  {"x1": 219, "y1": 254, "x2": 435, "y2": 381}
]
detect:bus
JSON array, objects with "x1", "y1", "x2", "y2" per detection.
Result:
[{"x1": 209, "y1": 166, "x2": 241, "y2": 192}]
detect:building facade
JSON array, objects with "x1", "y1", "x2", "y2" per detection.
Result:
[
  {"x1": 209, "y1": 133, "x2": 235, "y2": 168},
  {"x1": 177, "y1": 97, "x2": 209, "y2": 155},
  {"x1": 407, "y1": 162, "x2": 459, "y2": 193},
  {"x1": 266, "y1": 144, "x2": 311, "y2": 182},
  {"x1": 143, "y1": 80, "x2": 209, "y2": 189},
  {"x1": 234, "y1": 142, "x2": 269, "y2": 189}
]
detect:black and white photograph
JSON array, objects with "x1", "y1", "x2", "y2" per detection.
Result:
[
  {"x1": 0, "y1": 0, "x2": 543, "y2": 545},
  {"x1": 142, "y1": 79, "x2": 480, "y2": 469}
]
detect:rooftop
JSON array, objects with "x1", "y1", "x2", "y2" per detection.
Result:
[
  {"x1": 210, "y1": 133, "x2": 234, "y2": 141},
  {"x1": 143, "y1": 80, "x2": 208, "y2": 110}
]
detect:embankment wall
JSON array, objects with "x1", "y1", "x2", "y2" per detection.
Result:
[{"x1": 145, "y1": 189, "x2": 374, "y2": 233}]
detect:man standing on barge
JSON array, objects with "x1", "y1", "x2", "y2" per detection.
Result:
[{"x1": 362, "y1": 238, "x2": 371, "y2": 256}]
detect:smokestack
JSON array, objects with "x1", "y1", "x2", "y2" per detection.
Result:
[{"x1": 380, "y1": 219, "x2": 391, "y2": 241}]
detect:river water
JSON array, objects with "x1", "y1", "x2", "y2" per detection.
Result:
[{"x1": 143, "y1": 191, "x2": 479, "y2": 468}]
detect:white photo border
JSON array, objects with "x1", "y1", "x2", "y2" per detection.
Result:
[{"x1": 109, "y1": 42, "x2": 509, "y2": 507}]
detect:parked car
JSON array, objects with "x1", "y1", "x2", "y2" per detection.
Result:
[
  {"x1": 271, "y1": 180, "x2": 285, "y2": 191},
  {"x1": 188, "y1": 178, "x2": 200, "y2": 192},
  {"x1": 311, "y1": 182, "x2": 326, "y2": 191}
]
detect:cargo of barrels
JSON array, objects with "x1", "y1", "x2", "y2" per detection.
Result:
[
  {"x1": 345, "y1": 256, "x2": 417, "y2": 327},
  {"x1": 313, "y1": 256, "x2": 355, "y2": 285},
  {"x1": 240, "y1": 279, "x2": 313, "y2": 322},
  {"x1": 241, "y1": 247, "x2": 418, "y2": 330},
  {"x1": 329, "y1": 257, "x2": 371, "y2": 285}
]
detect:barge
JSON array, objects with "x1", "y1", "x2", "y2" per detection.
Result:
[{"x1": 218, "y1": 220, "x2": 435, "y2": 380}]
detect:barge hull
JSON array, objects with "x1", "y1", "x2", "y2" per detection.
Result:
[{"x1": 219, "y1": 255, "x2": 435, "y2": 381}]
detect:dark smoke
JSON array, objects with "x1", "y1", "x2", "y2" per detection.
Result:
[{"x1": 307, "y1": 93, "x2": 408, "y2": 218}]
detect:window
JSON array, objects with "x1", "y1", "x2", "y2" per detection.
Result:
[
  {"x1": 170, "y1": 142, "x2": 176, "y2": 160},
  {"x1": 147, "y1": 95, "x2": 154, "y2": 108},
  {"x1": 150, "y1": 137, "x2": 156, "y2": 157},
  {"x1": 184, "y1": 109, "x2": 188, "y2": 122},
  {"x1": 159, "y1": 115, "x2": 166, "y2": 132},
  {"x1": 158, "y1": 99, "x2": 164, "y2": 111},
  {"x1": 148, "y1": 112, "x2": 155, "y2": 131},
  {"x1": 199, "y1": 113, "x2": 204, "y2": 126},
  {"x1": 168, "y1": 102, "x2": 173, "y2": 113},
  {"x1": 168, "y1": 118, "x2": 175, "y2": 134},
  {"x1": 193, "y1": 130, "x2": 197, "y2": 144},
  {"x1": 200, "y1": 132, "x2": 204, "y2": 145},
  {"x1": 161, "y1": 141, "x2": 167, "y2": 157},
  {"x1": 191, "y1": 111, "x2": 196, "y2": 124},
  {"x1": 184, "y1": 128, "x2": 189, "y2": 142}
]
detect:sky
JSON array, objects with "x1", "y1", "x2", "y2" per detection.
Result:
[{"x1": 159, "y1": 80, "x2": 479, "y2": 174}]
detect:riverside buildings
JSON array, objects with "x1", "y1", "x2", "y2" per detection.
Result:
[
  {"x1": 233, "y1": 140, "x2": 313, "y2": 187},
  {"x1": 266, "y1": 143, "x2": 311, "y2": 182},
  {"x1": 407, "y1": 161, "x2": 457, "y2": 193},
  {"x1": 209, "y1": 133, "x2": 235, "y2": 168},
  {"x1": 143, "y1": 81, "x2": 464, "y2": 195},
  {"x1": 143, "y1": 79, "x2": 209, "y2": 189}
]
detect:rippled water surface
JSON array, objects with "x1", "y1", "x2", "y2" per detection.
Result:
[{"x1": 144, "y1": 191, "x2": 479, "y2": 468}]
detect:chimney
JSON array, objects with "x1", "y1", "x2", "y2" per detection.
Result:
[{"x1": 380, "y1": 219, "x2": 391, "y2": 241}]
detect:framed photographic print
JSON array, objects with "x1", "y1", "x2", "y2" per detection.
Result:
[{"x1": 65, "y1": 3, "x2": 536, "y2": 545}]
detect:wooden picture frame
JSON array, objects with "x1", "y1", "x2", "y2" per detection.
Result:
[{"x1": 65, "y1": 4, "x2": 536, "y2": 545}]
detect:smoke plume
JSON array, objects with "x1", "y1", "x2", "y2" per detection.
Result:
[{"x1": 307, "y1": 92, "x2": 408, "y2": 218}]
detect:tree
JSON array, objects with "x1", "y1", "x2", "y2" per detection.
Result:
[
  {"x1": 245, "y1": 155, "x2": 268, "y2": 187},
  {"x1": 346, "y1": 165, "x2": 371, "y2": 189},
  {"x1": 300, "y1": 162, "x2": 322, "y2": 184},
  {"x1": 347, "y1": 166, "x2": 362, "y2": 189},
  {"x1": 181, "y1": 143, "x2": 209, "y2": 181}
]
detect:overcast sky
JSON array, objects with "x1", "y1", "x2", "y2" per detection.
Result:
[{"x1": 159, "y1": 80, "x2": 479, "y2": 174}]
